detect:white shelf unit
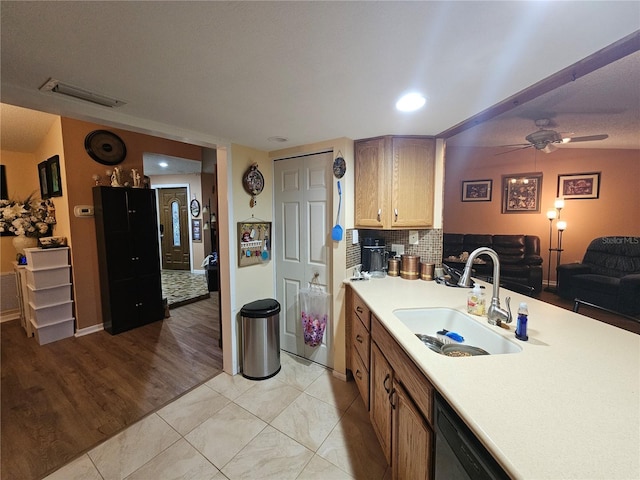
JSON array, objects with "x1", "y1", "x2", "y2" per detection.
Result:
[{"x1": 23, "y1": 247, "x2": 75, "y2": 345}]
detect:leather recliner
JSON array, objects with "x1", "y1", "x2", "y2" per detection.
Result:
[{"x1": 557, "y1": 236, "x2": 640, "y2": 315}]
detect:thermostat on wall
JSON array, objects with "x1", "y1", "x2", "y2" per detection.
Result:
[{"x1": 74, "y1": 205, "x2": 94, "y2": 217}]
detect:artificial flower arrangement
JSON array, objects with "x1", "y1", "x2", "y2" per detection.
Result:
[{"x1": 0, "y1": 194, "x2": 55, "y2": 238}]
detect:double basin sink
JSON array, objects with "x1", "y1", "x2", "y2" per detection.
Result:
[{"x1": 393, "y1": 307, "x2": 522, "y2": 356}]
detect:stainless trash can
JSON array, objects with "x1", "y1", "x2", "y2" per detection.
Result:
[{"x1": 241, "y1": 298, "x2": 281, "y2": 380}]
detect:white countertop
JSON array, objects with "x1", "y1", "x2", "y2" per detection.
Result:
[{"x1": 347, "y1": 276, "x2": 640, "y2": 479}]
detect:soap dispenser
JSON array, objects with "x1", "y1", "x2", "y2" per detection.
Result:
[{"x1": 467, "y1": 283, "x2": 486, "y2": 316}]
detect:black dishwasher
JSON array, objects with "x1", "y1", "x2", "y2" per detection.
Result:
[{"x1": 434, "y1": 393, "x2": 510, "y2": 480}]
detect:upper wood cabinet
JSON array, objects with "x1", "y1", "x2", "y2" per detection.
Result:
[{"x1": 355, "y1": 135, "x2": 435, "y2": 229}]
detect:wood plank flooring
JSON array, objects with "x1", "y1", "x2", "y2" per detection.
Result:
[
  {"x1": 538, "y1": 290, "x2": 640, "y2": 335},
  {"x1": 1, "y1": 296, "x2": 222, "y2": 480}
]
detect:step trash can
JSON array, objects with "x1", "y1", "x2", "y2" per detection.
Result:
[{"x1": 240, "y1": 298, "x2": 281, "y2": 380}]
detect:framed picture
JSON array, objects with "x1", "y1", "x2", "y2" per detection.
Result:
[
  {"x1": 238, "y1": 221, "x2": 272, "y2": 267},
  {"x1": 38, "y1": 160, "x2": 51, "y2": 199},
  {"x1": 47, "y1": 155, "x2": 62, "y2": 197},
  {"x1": 557, "y1": 172, "x2": 600, "y2": 200},
  {"x1": 501, "y1": 172, "x2": 542, "y2": 213},
  {"x1": 191, "y1": 219, "x2": 202, "y2": 242},
  {"x1": 461, "y1": 179, "x2": 492, "y2": 202}
]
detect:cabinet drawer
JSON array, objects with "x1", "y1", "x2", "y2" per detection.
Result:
[
  {"x1": 351, "y1": 347, "x2": 370, "y2": 409},
  {"x1": 353, "y1": 294, "x2": 370, "y2": 330},
  {"x1": 352, "y1": 315, "x2": 370, "y2": 369}
]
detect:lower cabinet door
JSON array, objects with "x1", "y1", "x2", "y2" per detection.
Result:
[
  {"x1": 392, "y1": 381, "x2": 433, "y2": 480},
  {"x1": 370, "y1": 341, "x2": 393, "y2": 464}
]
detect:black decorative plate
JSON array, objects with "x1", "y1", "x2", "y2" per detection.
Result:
[
  {"x1": 85, "y1": 130, "x2": 127, "y2": 165},
  {"x1": 243, "y1": 164, "x2": 265, "y2": 195},
  {"x1": 333, "y1": 156, "x2": 346, "y2": 178}
]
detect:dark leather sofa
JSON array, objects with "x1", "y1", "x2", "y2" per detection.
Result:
[
  {"x1": 557, "y1": 236, "x2": 640, "y2": 315},
  {"x1": 443, "y1": 233, "x2": 543, "y2": 294}
]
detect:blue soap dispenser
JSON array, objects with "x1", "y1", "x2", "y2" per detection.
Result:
[{"x1": 515, "y1": 302, "x2": 529, "y2": 341}]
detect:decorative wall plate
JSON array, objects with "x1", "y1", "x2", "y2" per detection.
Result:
[
  {"x1": 85, "y1": 130, "x2": 127, "y2": 165},
  {"x1": 190, "y1": 199, "x2": 201, "y2": 217},
  {"x1": 243, "y1": 164, "x2": 264, "y2": 207},
  {"x1": 333, "y1": 155, "x2": 346, "y2": 178}
]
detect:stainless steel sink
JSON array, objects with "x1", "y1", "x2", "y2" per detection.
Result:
[{"x1": 393, "y1": 307, "x2": 522, "y2": 355}]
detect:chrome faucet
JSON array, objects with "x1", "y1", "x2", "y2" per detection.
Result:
[{"x1": 457, "y1": 247, "x2": 512, "y2": 326}]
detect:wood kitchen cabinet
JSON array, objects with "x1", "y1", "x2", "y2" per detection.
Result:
[
  {"x1": 354, "y1": 135, "x2": 435, "y2": 229},
  {"x1": 350, "y1": 292, "x2": 371, "y2": 409},
  {"x1": 93, "y1": 186, "x2": 164, "y2": 334},
  {"x1": 371, "y1": 312, "x2": 434, "y2": 479},
  {"x1": 347, "y1": 285, "x2": 434, "y2": 479},
  {"x1": 370, "y1": 341, "x2": 393, "y2": 464}
]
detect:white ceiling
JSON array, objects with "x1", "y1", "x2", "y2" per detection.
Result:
[{"x1": 1, "y1": 1, "x2": 638, "y2": 153}]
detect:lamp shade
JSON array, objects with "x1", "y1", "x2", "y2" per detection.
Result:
[
  {"x1": 546, "y1": 209, "x2": 557, "y2": 220},
  {"x1": 554, "y1": 198, "x2": 565, "y2": 210},
  {"x1": 557, "y1": 220, "x2": 567, "y2": 231}
]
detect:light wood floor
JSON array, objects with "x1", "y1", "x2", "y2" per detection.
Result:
[{"x1": 1, "y1": 296, "x2": 223, "y2": 480}]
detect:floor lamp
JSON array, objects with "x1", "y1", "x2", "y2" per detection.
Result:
[{"x1": 545, "y1": 198, "x2": 567, "y2": 292}]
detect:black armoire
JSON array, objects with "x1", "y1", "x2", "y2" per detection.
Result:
[{"x1": 93, "y1": 186, "x2": 164, "y2": 334}]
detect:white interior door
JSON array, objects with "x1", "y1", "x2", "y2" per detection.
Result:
[{"x1": 274, "y1": 152, "x2": 332, "y2": 367}]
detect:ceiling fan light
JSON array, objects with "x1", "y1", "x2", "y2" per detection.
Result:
[{"x1": 541, "y1": 144, "x2": 557, "y2": 153}]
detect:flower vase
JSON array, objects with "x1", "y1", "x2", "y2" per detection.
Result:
[{"x1": 12, "y1": 235, "x2": 38, "y2": 256}]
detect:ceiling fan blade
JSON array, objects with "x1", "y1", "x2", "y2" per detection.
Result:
[
  {"x1": 498, "y1": 143, "x2": 531, "y2": 148},
  {"x1": 566, "y1": 134, "x2": 609, "y2": 143},
  {"x1": 494, "y1": 145, "x2": 533, "y2": 156}
]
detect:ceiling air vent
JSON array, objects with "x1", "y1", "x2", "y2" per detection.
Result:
[{"x1": 39, "y1": 78, "x2": 125, "y2": 108}]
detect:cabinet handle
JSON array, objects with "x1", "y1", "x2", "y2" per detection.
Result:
[
  {"x1": 394, "y1": 208, "x2": 398, "y2": 221},
  {"x1": 377, "y1": 209, "x2": 382, "y2": 221},
  {"x1": 355, "y1": 369, "x2": 363, "y2": 380},
  {"x1": 356, "y1": 334, "x2": 364, "y2": 344},
  {"x1": 383, "y1": 373, "x2": 390, "y2": 393},
  {"x1": 356, "y1": 306, "x2": 363, "y2": 314},
  {"x1": 389, "y1": 388, "x2": 397, "y2": 410}
]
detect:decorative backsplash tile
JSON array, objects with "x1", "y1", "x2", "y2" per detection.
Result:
[{"x1": 345, "y1": 228, "x2": 443, "y2": 269}]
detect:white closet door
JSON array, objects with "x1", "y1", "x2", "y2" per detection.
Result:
[{"x1": 274, "y1": 152, "x2": 332, "y2": 367}]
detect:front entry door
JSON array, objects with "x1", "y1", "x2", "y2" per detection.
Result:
[
  {"x1": 159, "y1": 187, "x2": 190, "y2": 270},
  {"x1": 274, "y1": 152, "x2": 332, "y2": 368}
]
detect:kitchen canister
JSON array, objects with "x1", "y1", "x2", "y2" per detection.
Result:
[
  {"x1": 400, "y1": 255, "x2": 420, "y2": 280},
  {"x1": 388, "y1": 258, "x2": 400, "y2": 276},
  {"x1": 420, "y1": 262, "x2": 435, "y2": 281}
]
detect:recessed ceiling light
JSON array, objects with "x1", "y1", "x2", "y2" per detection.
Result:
[
  {"x1": 396, "y1": 93, "x2": 426, "y2": 112},
  {"x1": 159, "y1": 162, "x2": 168, "y2": 168},
  {"x1": 268, "y1": 136, "x2": 288, "y2": 143}
]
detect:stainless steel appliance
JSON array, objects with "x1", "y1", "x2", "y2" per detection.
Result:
[
  {"x1": 434, "y1": 393, "x2": 508, "y2": 480},
  {"x1": 361, "y1": 237, "x2": 385, "y2": 273}
]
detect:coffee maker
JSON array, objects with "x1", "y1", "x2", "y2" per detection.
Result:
[{"x1": 362, "y1": 237, "x2": 388, "y2": 277}]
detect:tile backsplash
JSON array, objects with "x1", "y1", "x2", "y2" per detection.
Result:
[{"x1": 346, "y1": 228, "x2": 443, "y2": 269}]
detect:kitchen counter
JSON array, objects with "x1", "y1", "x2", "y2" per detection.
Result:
[{"x1": 347, "y1": 276, "x2": 640, "y2": 479}]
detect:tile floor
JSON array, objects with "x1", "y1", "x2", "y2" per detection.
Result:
[
  {"x1": 161, "y1": 270, "x2": 211, "y2": 307},
  {"x1": 44, "y1": 352, "x2": 390, "y2": 480}
]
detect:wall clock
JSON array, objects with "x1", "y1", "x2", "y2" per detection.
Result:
[
  {"x1": 190, "y1": 199, "x2": 201, "y2": 217},
  {"x1": 85, "y1": 130, "x2": 127, "y2": 165},
  {"x1": 243, "y1": 164, "x2": 264, "y2": 207}
]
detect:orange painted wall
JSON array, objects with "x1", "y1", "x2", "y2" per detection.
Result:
[
  {"x1": 443, "y1": 146, "x2": 640, "y2": 284},
  {"x1": 60, "y1": 117, "x2": 202, "y2": 330}
]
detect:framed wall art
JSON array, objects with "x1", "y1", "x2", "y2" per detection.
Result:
[
  {"x1": 461, "y1": 179, "x2": 492, "y2": 202},
  {"x1": 557, "y1": 172, "x2": 600, "y2": 200},
  {"x1": 48, "y1": 155, "x2": 62, "y2": 197},
  {"x1": 38, "y1": 160, "x2": 50, "y2": 199},
  {"x1": 238, "y1": 220, "x2": 271, "y2": 267},
  {"x1": 191, "y1": 219, "x2": 202, "y2": 242},
  {"x1": 501, "y1": 172, "x2": 542, "y2": 213}
]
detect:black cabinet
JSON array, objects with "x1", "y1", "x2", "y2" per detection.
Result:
[{"x1": 93, "y1": 187, "x2": 164, "y2": 334}]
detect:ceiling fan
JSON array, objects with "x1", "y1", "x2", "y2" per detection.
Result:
[{"x1": 498, "y1": 118, "x2": 609, "y2": 154}]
